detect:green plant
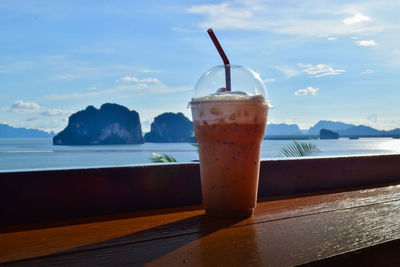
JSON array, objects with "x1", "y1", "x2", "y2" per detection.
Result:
[
  {"x1": 150, "y1": 153, "x2": 177, "y2": 163},
  {"x1": 279, "y1": 140, "x2": 319, "y2": 157}
]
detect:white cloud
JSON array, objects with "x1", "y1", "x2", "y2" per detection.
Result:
[
  {"x1": 56, "y1": 74, "x2": 75, "y2": 80},
  {"x1": 41, "y1": 109, "x2": 72, "y2": 116},
  {"x1": 140, "y1": 78, "x2": 160, "y2": 83},
  {"x1": 141, "y1": 119, "x2": 151, "y2": 133},
  {"x1": 355, "y1": 40, "x2": 377, "y2": 46},
  {"x1": 26, "y1": 117, "x2": 38, "y2": 122},
  {"x1": 327, "y1": 37, "x2": 338, "y2": 41},
  {"x1": 263, "y1": 78, "x2": 275, "y2": 82},
  {"x1": 88, "y1": 86, "x2": 97, "y2": 90},
  {"x1": 188, "y1": 3, "x2": 254, "y2": 27},
  {"x1": 121, "y1": 76, "x2": 160, "y2": 83},
  {"x1": 367, "y1": 113, "x2": 378, "y2": 123},
  {"x1": 298, "y1": 63, "x2": 345, "y2": 77},
  {"x1": 5, "y1": 100, "x2": 73, "y2": 116},
  {"x1": 274, "y1": 66, "x2": 300, "y2": 78},
  {"x1": 361, "y1": 69, "x2": 374, "y2": 74},
  {"x1": 17, "y1": 118, "x2": 68, "y2": 133},
  {"x1": 343, "y1": 13, "x2": 371, "y2": 25},
  {"x1": 295, "y1": 87, "x2": 319, "y2": 96},
  {"x1": 187, "y1": 2, "x2": 384, "y2": 37},
  {"x1": 141, "y1": 69, "x2": 160, "y2": 73},
  {"x1": 187, "y1": 2, "x2": 268, "y2": 31},
  {"x1": 44, "y1": 80, "x2": 191, "y2": 101},
  {"x1": 45, "y1": 91, "x2": 106, "y2": 101},
  {"x1": 121, "y1": 76, "x2": 139, "y2": 82},
  {"x1": 0, "y1": 61, "x2": 33, "y2": 73},
  {"x1": 9, "y1": 101, "x2": 41, "y2": 112}
]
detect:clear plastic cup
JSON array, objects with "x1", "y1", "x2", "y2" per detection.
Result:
[{"x1": 190, "y1": 65, "x2": 270, "y2": 218}]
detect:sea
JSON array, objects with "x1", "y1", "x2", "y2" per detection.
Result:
[{"x1": 1, "y1": 138, "x2": 400, "y2": 172}]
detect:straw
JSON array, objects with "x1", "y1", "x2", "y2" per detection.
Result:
[{"x1": 207, "y1": 28, "x2": 231, "y2": 91}]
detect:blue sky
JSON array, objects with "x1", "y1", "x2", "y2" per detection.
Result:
[{"x1": 1, "y1": 0, "x2": 400, "y2": 133}]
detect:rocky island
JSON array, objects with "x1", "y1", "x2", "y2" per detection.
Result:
[
  {"x1": 53, "y1": 103, "x2": 144, "y2": 145},
  {"x1": 144, "y1": 112, "x2": 194, "y2": 143},
  {"x1": 319, "y1": 129, "x2": 339, "y2": 139}
]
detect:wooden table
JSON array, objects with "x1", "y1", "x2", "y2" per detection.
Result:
[{"x1": 2, "y1": 184, "x2": 400, "y2": 266}]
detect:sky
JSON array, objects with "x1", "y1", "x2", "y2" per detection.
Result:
[{"x1": 1, "y1": 0, "x2": 400, "y2": 133}]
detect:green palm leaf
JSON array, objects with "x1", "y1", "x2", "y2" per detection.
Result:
[
  {"x1": 279, "y1": 140, "x2": 319, "y2": 157},
  {"x1": 150, "y1": 153, "x2": 177, "y2": 163}
]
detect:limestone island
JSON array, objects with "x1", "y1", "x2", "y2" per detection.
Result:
[
  {"x1": 319, "y1": 129, "x2": 339, "y2": 140},
  {"x1": 53, "y1": 103, "x2": 144, "y2": 145},
  {"x1": 145, "y1": 112, "x2": 194, "y2": 143}
]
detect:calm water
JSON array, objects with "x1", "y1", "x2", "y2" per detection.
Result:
[{"x1": 1, "y1": 138, "x2": 400, "y2": 172}]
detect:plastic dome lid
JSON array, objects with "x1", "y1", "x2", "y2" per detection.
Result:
[{"x1": 193, "y1": 65, "x2": 269, "y2": 101}]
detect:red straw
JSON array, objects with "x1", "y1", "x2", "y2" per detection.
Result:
[
  {"x1": 207, "y1": 29, "x2": 230, "y2": 65},
  {"x1": 207, "y1": 28, "x2": 231, "y2": 91}
]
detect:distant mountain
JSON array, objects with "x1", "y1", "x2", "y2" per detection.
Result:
[
  {"x1": 144, "y1": 112, "x2": 194, "y2": 143},
  {"x1": 0, "y1": 124, "x2": 53, "y2": 138},
  {"x1": 338, "y1": 126, "x2": 400, "y2": 136},
  {"x1": 386, "y1": 128, "x2": 400, "y2": 135},
  {"x1": 308, "y1": 120, "x2": 356, "y2": 135},
  {"x1": 309, "y1": 120, "x2": 400, "y2": 137},
  {"x1": 266, "y1": 120, "x2": 400, "y2": 137},
  {"x1": 300, "y1": 129, "x2": 309, "y2": 135},
  {"x1": 266, "y1": 123, "x2": 303, "y2": 136},
  {"x1": 53, "y1": 103, "x2": 144, "y2": 145},
  {"x1": 337, "y1": 125, "x2": 383, "y2": 136}
]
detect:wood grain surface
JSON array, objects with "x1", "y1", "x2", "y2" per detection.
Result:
[{"x1": 2, "y1": 184, "x2": 400, "y2": 266}]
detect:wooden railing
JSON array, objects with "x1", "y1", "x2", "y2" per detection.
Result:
[{"x1": 1, "y1": 154, "x2": 400, "y2": 226}]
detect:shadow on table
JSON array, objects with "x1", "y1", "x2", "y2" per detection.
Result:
[{"x1": 0, "y1": 205, "x2": 202, "y2": 234}]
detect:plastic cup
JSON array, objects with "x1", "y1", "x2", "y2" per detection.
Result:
[{"x1": 190, "y1": 65, "x2": 270, "y2": 218}]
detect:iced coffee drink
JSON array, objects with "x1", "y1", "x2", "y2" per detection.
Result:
[
  {"x1": 192, "y1": 29, "x2": 269, "y2": 218},
  {"x1": 191, "y1": 93, "x2": 268, "y2": 217}
]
